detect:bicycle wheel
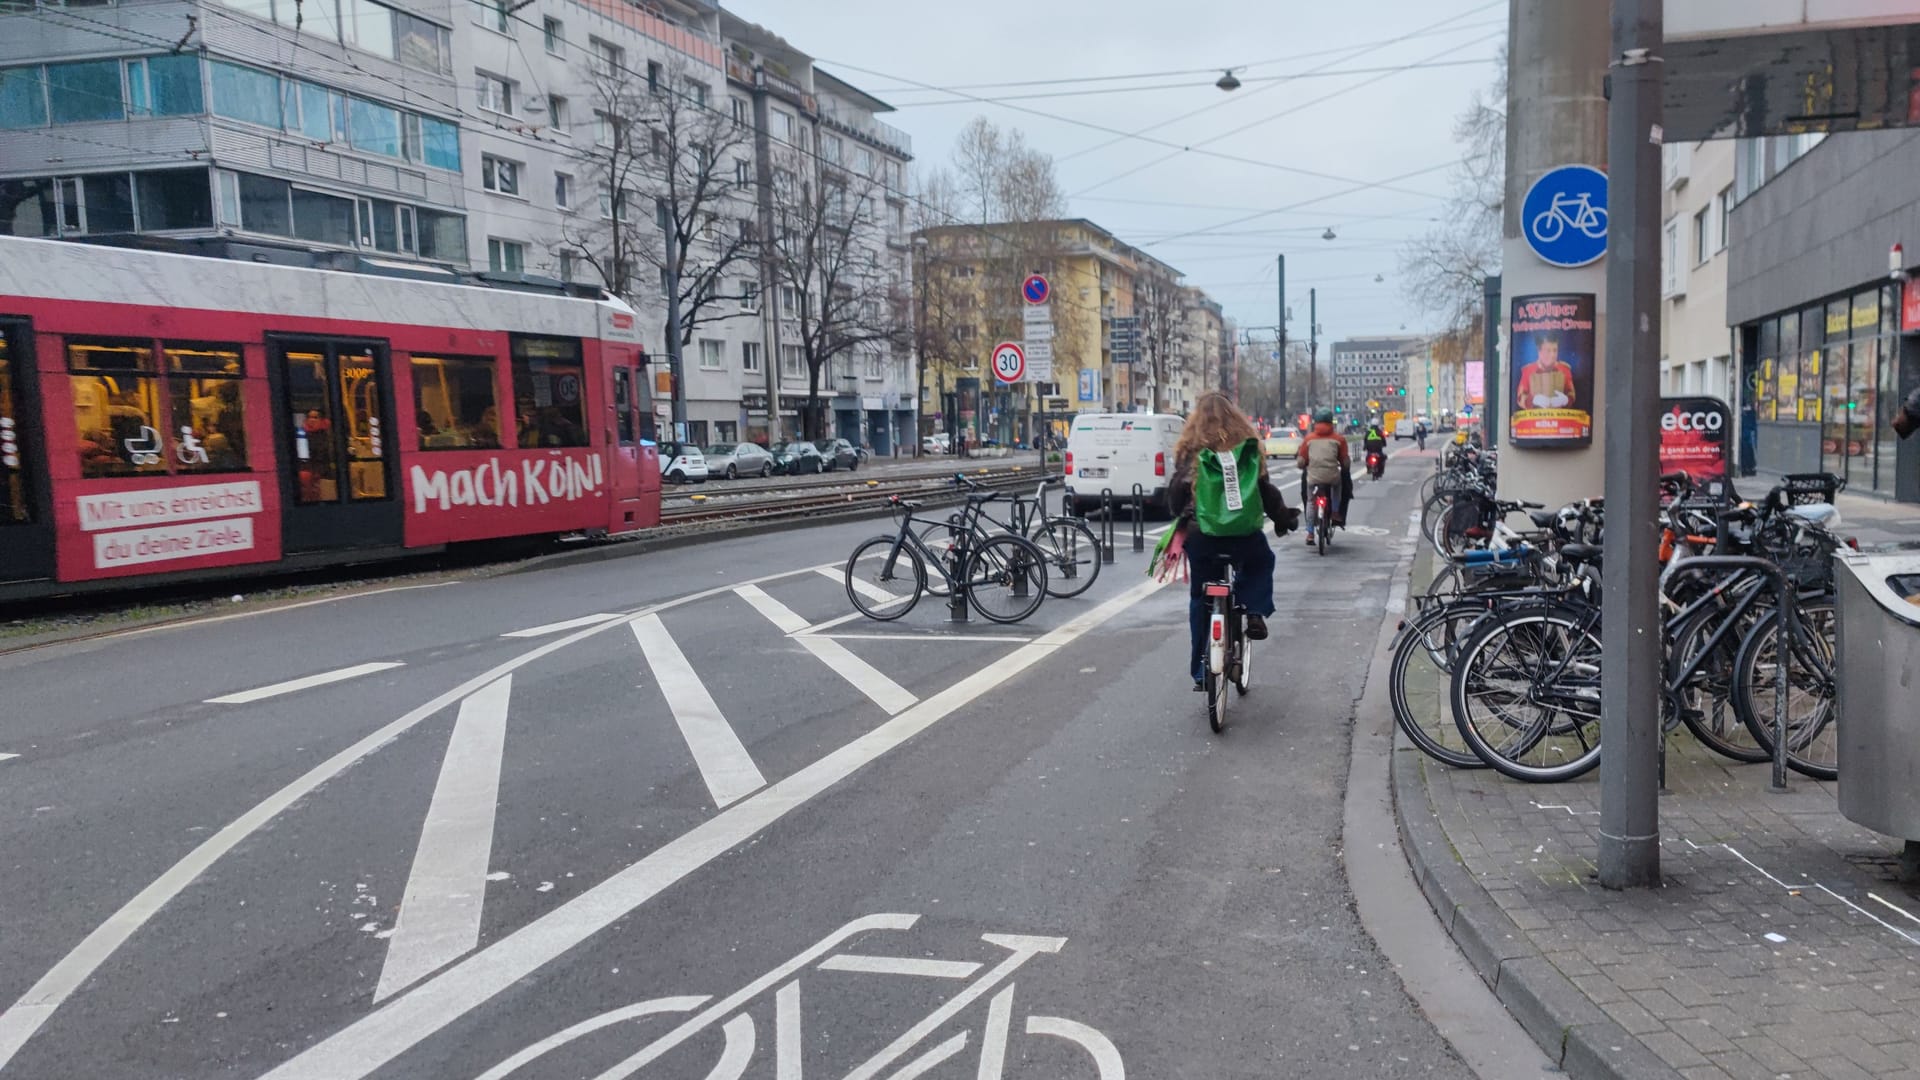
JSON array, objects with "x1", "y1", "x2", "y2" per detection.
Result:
[
  {"x1": 1666, "y1": 601, "x2": 1769, "y2": 763},
  {"x1": 1451, "y1": 606, "x2": 1604, "y2": 782},
  {"x1": 917, "y1": 520, "x2": 960, "y2": 597},
  {"x1": 845, "y1": 537, "x2": 924, "y2": 621},
  {"x1": 1732, "y1": 599, "x2": 1838, "y2": 780},
  {"x1": 1233, "y1": 625, "x2": 1252, "y2": 696},
  {"x1": 1206, "y1": 598, "x2": 1229, "y2": 733},
  {"x1": 965, "y1": 535, "x2": 1048, "y2": 624},
  {"x1": 1026, "y1": 518, "x2": 1101, "y2": 599},
  {"x1": 1390, "y1": 603, "x2": 1491, "y2": 769}
]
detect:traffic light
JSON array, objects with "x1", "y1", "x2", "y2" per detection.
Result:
[
  {"x1": 1397, "y1": 387, "x2": 1407, "y2": 396},
  {"x1": 1426, "y1": 384, "x2": 1434, "y2": 395}
]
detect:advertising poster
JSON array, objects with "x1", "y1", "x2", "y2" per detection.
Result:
[
  {"x1": 1658, "y1": 396, "x2": 1731, "y2": 487},
  {"x1": 1508, "y1": 293, "x2": 1596, "y2": 446},
  {"x1": 1463, "y1": 361, "x2": 1486, "y2": 404}
]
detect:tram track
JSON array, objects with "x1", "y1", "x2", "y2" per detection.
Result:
[{"x1": 659, "y1": 463, "x2": 1044, "y2": 528}]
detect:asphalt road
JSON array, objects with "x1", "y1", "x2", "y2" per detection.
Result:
[{"x1": 0, "y1": 452, "x2": 1481, "y2": 1079}]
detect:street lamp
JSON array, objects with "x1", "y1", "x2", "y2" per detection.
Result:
[
  {"x1": 912, "y1": 234, "x2": 929, "y2": 458},
  {"x1": 1215, "y1": 68, "x2": 1243, "y2": 91}
]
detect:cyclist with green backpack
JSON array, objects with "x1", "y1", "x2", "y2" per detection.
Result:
[{"x1": 1166, "y1": 393, "x2": 1299, "y2": 691}]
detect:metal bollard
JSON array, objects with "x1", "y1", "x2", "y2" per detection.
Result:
[
  {"x1": 1010, "y1": 544, "x2": 1030, "y2": 599},
  {"x1": 1131, "y1": 483, "x2": 1146, "y2": 553},
  {"x1": 948, "y1": 522, "x2": 970, "y2": 623},
  {"x1": 1100, "y1": 489, "x2": 1116, "y2": 564}
]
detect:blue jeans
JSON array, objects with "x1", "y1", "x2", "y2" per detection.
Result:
[{"x1": 1185, "y1": 530, "x2": 1277, "y2": 682}]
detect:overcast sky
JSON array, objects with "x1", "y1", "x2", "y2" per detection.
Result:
[{"x1": 724, "y1": 0, "x2": 1507, "y2": 360}]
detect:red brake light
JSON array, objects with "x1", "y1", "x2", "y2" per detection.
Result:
[
  {"x1": 1316, "y1": 496, "x2": 1328, "y2": 508},
  {"x1": 1154, "y1": 451, "x2": 1166, "y2": 477},
  {"x1": 1064, "y1": 450, "x2": 1073, "y2": 475}
]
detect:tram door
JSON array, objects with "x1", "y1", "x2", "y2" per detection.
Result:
[
  {"x1": 269, "y1": 337, "x2": 403, "y2": 554},
  {"x1": 605, "y1": 345, "x2": 653, "y2": 531},
  {"x1": 0, "y1": 318, "x2": 54, "y2": 583}
]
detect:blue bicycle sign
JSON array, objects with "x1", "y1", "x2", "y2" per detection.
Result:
[{"x1": 1521, "y1": 164, "x2": 1609, "y2": 267}]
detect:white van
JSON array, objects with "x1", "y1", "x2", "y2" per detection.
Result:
[{"x1": 1064, "y1": 413, "x2": 1183, "y2": 515}]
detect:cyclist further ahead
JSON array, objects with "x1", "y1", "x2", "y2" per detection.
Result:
[
  {"x1": 1167, "y1": 393, "x2": 1297, "y2": 692},
  {"x1": 1295, "y1": 408, "x2": 1350, "y2": 546}
]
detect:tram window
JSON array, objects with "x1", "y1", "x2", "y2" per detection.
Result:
[
  {"x1": 612, "y1": 369, "x2": 635, "y2": 446},
  {"x1": 165, "y1": 344, "x2": 247, "y2": 473},
  {"x1": 70, "y1": 340, "x2": 165, "y2": 478},
  {"x1": 510, "y1": 336, "x2": 588, "y2": 448},
  {"x1": 339, "y1": 347, "x2": 388, "y2": 500},
  {"x1": 1, "y1": 327, "x2": 27, "y2": 524},
  {"x1": 411, "y1": 355, "x2": 500, "y2": 450}
]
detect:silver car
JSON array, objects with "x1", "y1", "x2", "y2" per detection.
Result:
[{"x1": 706, "y1": 441, "x2": 773, "y2": 480}]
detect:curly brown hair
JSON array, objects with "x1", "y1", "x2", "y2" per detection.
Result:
[{"x1": 1172, "y1": 392, "x2": 1260, "y2": 472}]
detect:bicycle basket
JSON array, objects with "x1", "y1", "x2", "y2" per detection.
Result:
[{"x1": 1777, "y1": 472, "x2": 1844, "y2": 506}]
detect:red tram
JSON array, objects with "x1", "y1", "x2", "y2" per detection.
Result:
[{"x1": 0, "y1": 236, "x2": 660, "y2": 601}]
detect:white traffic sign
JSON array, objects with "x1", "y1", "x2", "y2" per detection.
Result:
[
  {"x1": 991, "y1": 341, "x2": 1027, "y2": 384},
  {"x1": 1024, "y1": 339, "x2": 1053, "y2": 383},
  {"x1": 1022, "y1": 304, "x2": 1051, "y2": 325},
  {"x1": 1022, "y1": 321, "x2": 1054, "y2": 342}
]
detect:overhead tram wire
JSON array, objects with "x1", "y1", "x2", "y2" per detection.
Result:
[
  {"x1": 1053, "y1": 0, "x2": 1505, "y2": 167},
  {"x1": 881, "y1": 56, "x2": 1500, "y2": 108},
  {"x1": 1069, "y1": 28, "x2": 1504, "y2": 198}
]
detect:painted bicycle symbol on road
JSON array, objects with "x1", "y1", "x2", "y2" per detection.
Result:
[
  {"x1": 1529, "y1": 191, "x2": 1608, "y2": 245},
  {"x1": 473, "y1": 914, "x2": 1124, "y2": 1079}
]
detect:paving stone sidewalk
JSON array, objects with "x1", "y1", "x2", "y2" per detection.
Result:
[{"x1": 1390, "y1": 563, "x2": 1920, "y2": 1080}]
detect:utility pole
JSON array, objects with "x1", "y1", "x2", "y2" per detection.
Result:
[
  {"x1": 1276, "y1": 254, "x2": 1287, "y2": 417},
  {"x1": 1307, "y1": 287, "x2": 1318, "y2": 414},
  {"x1": 664, "y1": 260, "x2": 686, "y2": 439},
  {"x1": 912, "y1": 235, "x2": 928, "y2": 457},
  {"x1": 750, "y1": 67, "x2": 783, "y2": 443},
  {"x1": 1483, "y1": 274, "x2": 1501, "y2": 447},
  {"x1": 1597, "y1": 0, "x2": 1663, "y2": 890}
]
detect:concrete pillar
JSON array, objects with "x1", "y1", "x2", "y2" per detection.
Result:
[{"x1": 1499, "y1": 0, "x2": 1612, "y2": 504}]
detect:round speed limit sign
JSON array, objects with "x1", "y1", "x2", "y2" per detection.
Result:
[{"x1": 990, "y1": 341, "x2": 1027, "y2": 384}]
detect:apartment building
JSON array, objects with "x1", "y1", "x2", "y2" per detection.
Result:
[
  {"x1": 1659, "y1": 139, "x2": 1736, "y2": 402},
  {"x1": 0, "y1": 0, "x2": 915, "y2": 450},
  {"x1": 1330, "y1": 335, "x2": 1422, "y2": 419}
]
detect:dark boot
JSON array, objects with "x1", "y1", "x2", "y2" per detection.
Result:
[{"x1": 1245, "y1": 614, "x2": 1269, "y2": 640}]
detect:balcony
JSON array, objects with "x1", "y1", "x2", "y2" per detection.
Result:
[
  {"x1": 725, "y1": 54, "x2": 816, "y2": 113},
  {"x1": 818, "y1": 98, "x2": 912, "y2": 160},
  {"x1": 573, "y1": 0, "x2": 723, "y2": 68}
]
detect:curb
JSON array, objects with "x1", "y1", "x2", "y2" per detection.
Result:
[{"x1": 1386, "y1": 630, "x2": 1681, "y2": 1079}]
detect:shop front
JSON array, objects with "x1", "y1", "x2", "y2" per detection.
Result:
[{"x1": 1741, "y1": 281, "x2": 1914, "y2": 498}]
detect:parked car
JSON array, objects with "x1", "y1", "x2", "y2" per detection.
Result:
[
  {"x1": 659, "y1": 441, "x2": 709, "y2": 484},
  {"x1": 922, "y1": 433, "x2": 951, "y2": 455},
  {"x1": 814, "y1": 438, "x2": 860, "y2": 471},
  {"x1": 705, "y1": 441, "x2": 773, "y2": 480},
  {"x1": 770, "y1": 441, "x2": 826, "y2": 475}
]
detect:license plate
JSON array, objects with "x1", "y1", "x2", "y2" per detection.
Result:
[{"x1": 1079, "y1": 466, "x2": 1108, "y2": 478}]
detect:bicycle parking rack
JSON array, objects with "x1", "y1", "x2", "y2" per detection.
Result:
[
  {"x1": 1131, "y1": 484, "x2": 1146, "y2": 553},
  {"x1": 1656, "y1": 553, "x2": 1798, "y2": 793},
  {"x1": 947, "y1": 521, "x2": 970, "y2": 624},
  {"x1": 1099, "y1": 489, "x2": 1116, "y2": 565}
]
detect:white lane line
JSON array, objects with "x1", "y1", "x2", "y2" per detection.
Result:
[
  {"x1": 630, "y1": 615, "x2": 766, "y2": 808},
  {"x1": 94, "y1": 582, "x2": 458, "y2": 643},
  {"x1": 737, "y1": 585, "x2": 916, "y2": 714},
  {"x1": 204, "y1": 662, "x2": 405, "y2": 705},
  {"x1": 501, "y1": 613, "x2": 622, "y2": 638},
  {"x1": 0, "y1": 559, "x2": 845, "y2": 1073},
  {"x1": 374, "y1": 676, "x2": 513, "y2": 1003},
  {"x1": 816, "y1": 633, "x2": 1034, "y2": 644},
  {"x1": 734, "y1": 585, "x2": 810, "y2": 634},
  {"x1": 0, "y1": 753, "x2": 17, "y2": 763},
  {"x1": 817, "y1": 954, "x2": 982, "y2": 979},
  {"x1": 820, "y1": 565, "x2": 905, "y2": 608},
  {"x1": 796, "y1": 610, "x2": 865, "y2": 637},
  {"x1": 257, "y1": 578, "x2": 1166, "y2": 1080}
]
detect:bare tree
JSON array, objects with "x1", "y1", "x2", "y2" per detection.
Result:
[
  {"x1": 1397, "y1": 50, "x2": 1506, "y2": 333},
  {"x1": 559, "y1": 57, "x2": 758, "y2": 427},
  {"x1": 768, "y1": 155, "x2": 908, "y2": 439},
  {"x1": 1136, "y1": 269, "x2": 1191, "y2": 413}
]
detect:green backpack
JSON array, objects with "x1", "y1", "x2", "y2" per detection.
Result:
[{"x1": 1193, "y1": 438, "x2": 1266, "y2": 537}]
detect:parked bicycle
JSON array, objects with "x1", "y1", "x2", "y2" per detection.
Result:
[
  {"x1": 845, "y1": 488, "x2": 1049, "y2": 624},
  {"x1": 919, "y1": 475, "x2": 1102, "y2": 600}
]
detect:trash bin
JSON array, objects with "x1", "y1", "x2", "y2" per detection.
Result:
[{"x1": 1834, "y1": 551, "x2": 1920, "y2": 843}]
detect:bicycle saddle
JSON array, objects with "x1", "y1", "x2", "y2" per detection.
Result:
[
  {"x1": 1559, "y1": 543, "x2": 1603, "y2": 566},
  {"x1": 1528, "y1": 509, "x2": 1558, "y2": 529}
]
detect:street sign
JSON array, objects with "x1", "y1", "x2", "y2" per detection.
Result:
[
  {"x1": 1521, "y1": 164, "x2": 1609, "y2": 268},
  {"x1": 1044, "y1": 396, "x2": 1070, "y2": 413},
  {"x1": 1021, "y1": 274, "x2": 1050, "y2": 305},
  {"x1": 1022, "y1": 320, "x2": 1053, "y2": 341},
  {"x1": 1023, "y1": 340, "x2": 1053, "y2": 361},
  {"x1": 990, "y1": 341, "x2": 1026, "y2": 384}
]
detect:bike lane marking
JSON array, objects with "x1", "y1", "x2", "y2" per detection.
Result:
[
  {"x1": 255, "y1": 578, "x2": 1166, "y2": 1080},
  {"x1": 374, "y1": 675, "x2": 513, "y2": 1003},
  {"x1": 500, "y1": 613, "x2": 624, "y2": 638},
  {"x1": 0, "y1": 560, "x2": 848, "y2": 1074},
  {"x1": 204, "y1": 661, "x2": 406, "y2": 705},
  {"x1": 737, "y1": 584, "x2": 917, "y2": 715},
  {"x1": 630, "y1": 614, "x2": 767, "y2": 808}
]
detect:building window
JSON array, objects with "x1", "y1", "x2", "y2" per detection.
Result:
[
  {"x1": 477, "y1": 0, "x2": 507, "y2": 33},
  {"x1": 1661, "y1": 218, "x2": 1682, "y2": 298},
  {"x1": 481, "y1": 154, "x2": 521, "y2": 196},
  {"x1": 557, "y1": 250, "x2": 575, "y2": 282},
  {"x1": 46, "y1": 59, "x2": 124, "y2": 124},
  {"x1": 209, "y1": 60, "x2": 283, "y2": 127},
  {"x1": 542, "y1": 17, "x2": 564, "y2": 54},
  {"x1": 742, "y1": 341, "x2": 762, "y2": 372},
  {"x1": 594, "y1": 110, "x2": 615, "y2": 148},
  {"x1": 597, "y1": 183, "x2": 622, "y2": 220},
  {"x1": 731, "y1": 97, "x2": 747, "y2": 125},
  {"x1": 1693, "y1": 206, "x2": 1710, "y2": 265},
  {"x1": 511, "y1": 336, "x2": 588, "y2": 447},
  {"x1": 417, "y1": 207, "x2": 466, "y2": 262},
  {"x1": 734, "y1": 158, "x2": 750, "y2": 187},
  {"x1": 780, "y1": 285, "x2": 798, "y2": 316},
  {"x1": 545, "y1": 93, "x2": 568, "y2": 134},
  {"x1": 590, "y1": 38, "x2": 622, "y2": 77},
  {"x1": 70, "y1": 338, "x2": 248, "y2": 478},
  {"x1": 1716, "y1": 186, "x2": 1731, "y2": 252},
  {"x1": 476, "y1": 73, "x2": 512, "y2": 115},
  {"x1": 714, "y1": 420, "x2": 737, "y2": 443},
  {"x1": 685, "y1": 80, "x2": 708, "y2": 107},
  {"x1": 773, "y1": 110, "x2": 794, "y2": 141},
  {"x1": 822, "y1": 134, "x2": 841, "y2": 165},
  {"x1": 392, "y1": 10, "x2": 452, "y2": 74},
  {"x1": 553, "y1": 171, "x2": 573, "y2": 210},
  {"x1": 865, "y1": 352, "x2": 883, "y2": 380},
  {"x1": 647, "y1": 61, "x2": 663, "y2": 94},
  {"x1": 488, "y1": 237, "x2": 525, "y2": 273},
  {"x1": 698, "y1": 340, "x2": 724, "y2": 370},
  {"x1": 739, "y1": 280, "x2": 758, "y2": 311},
  {"x1": 420, "y1": 116, "x2": 459, "y2": 170},
  {"x1": 0, "y1": 66, "x2": 48, "y2": 129},
  {"x1": 856, "y1": 147, "x2": 875, "y2": 176},
  {"x1": 292, "y1": 187, "x2": 355, "y2": 245},
  {"x1": 124, "y1": 55, "x2": 203, "y2": 117},
  {"x1": 412, "y1": 355, "x2": 500, "y2": 449},
  {"x1": 780, "y1": 344, "x2": 804, "y2": 378},
  {"x1": 135, "y1": 169, "x2": 213, "y2": 230}
]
